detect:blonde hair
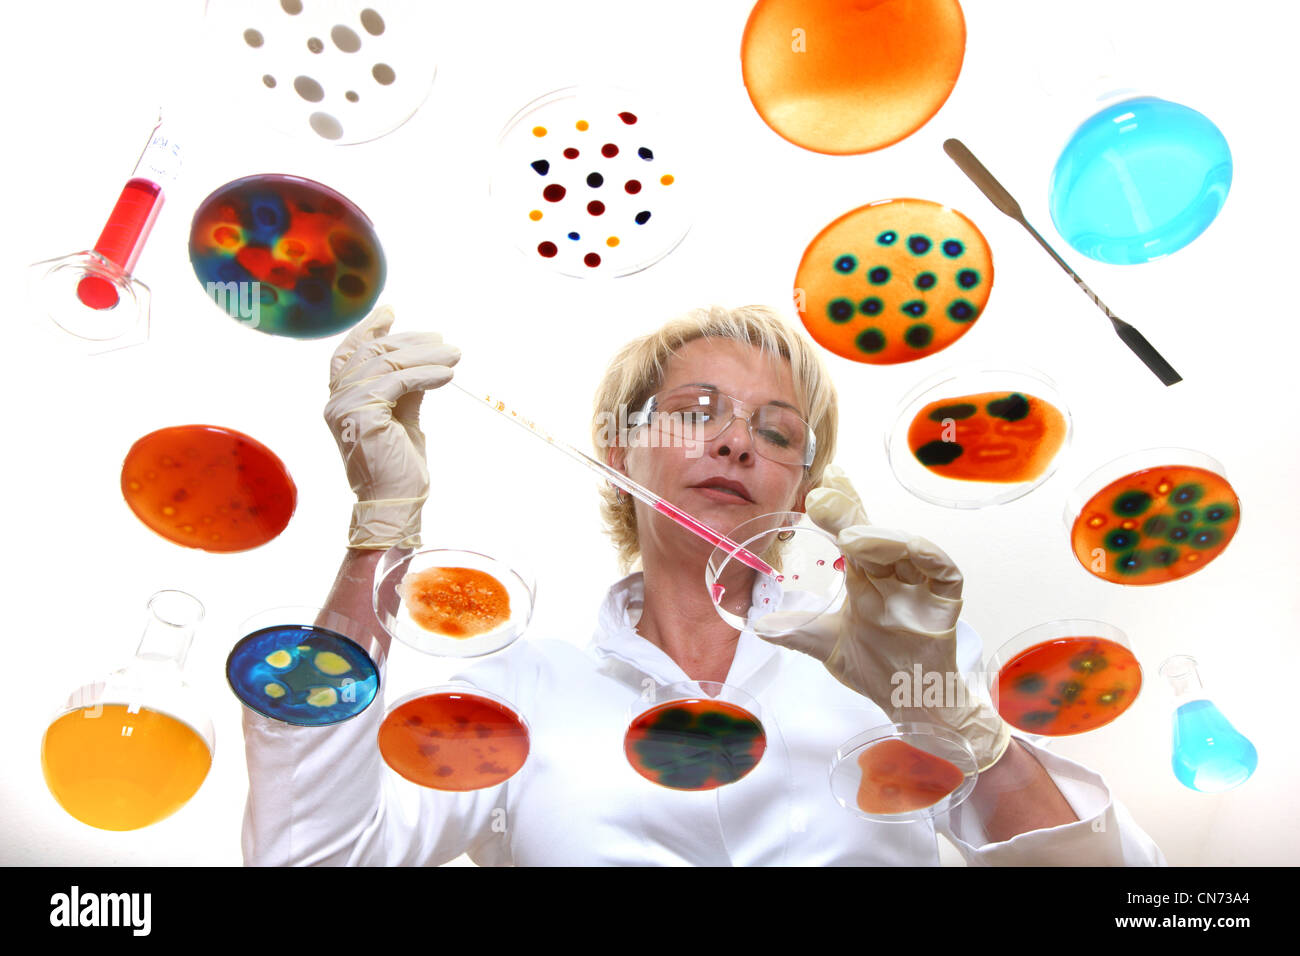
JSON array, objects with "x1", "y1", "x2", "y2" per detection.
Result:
[{"x1": 591, "y1": 304, "x2": 839, "y2": 570}]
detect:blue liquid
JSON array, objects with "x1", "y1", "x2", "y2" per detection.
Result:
[
  {"x1": 1049, "y1": 96, "x2": 1232, "y2": 264},
  {"x1": 1171, "y1": 699, "x2": 1257, "y2": 793},
  {"x1": 226, "y1": 624, "x2": 380, "y2": 726}
]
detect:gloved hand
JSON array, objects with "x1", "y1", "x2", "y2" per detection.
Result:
[
  {"x1": 766, "y1": 465, "x2": 1011, "y2": 771},
  {"x1": 323, "y1": 305, "x2": 461, "y2": 549}
]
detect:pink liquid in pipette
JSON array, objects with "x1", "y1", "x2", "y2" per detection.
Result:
[
  {"x1": 710, "y1": 583, "x2": 726, "y2": 602},
  {"x1": 652, "y1": 499, "x2": 776, "y2": 577},
  {"x1": 76, "y1": 178, "x2": 164, "y2": 309}
]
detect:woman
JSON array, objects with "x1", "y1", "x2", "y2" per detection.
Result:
[{"x1": 241, "y1": 304, "x2": 1164, "y2": 866}]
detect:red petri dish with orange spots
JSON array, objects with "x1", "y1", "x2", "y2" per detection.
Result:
[
  {"x1": 120, "y1": 425, "x2": 296, "y2": 552},
  {"x1": 742, "y1": 0, "x2": 966, "y2": 154},
  {"x1": 1066, "y1": 450, "x2": 1241, "y2": 585}
]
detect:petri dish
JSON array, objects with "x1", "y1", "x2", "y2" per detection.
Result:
[
  {"x1": 987, "y1": 620, "x2": 1141, "y2": 737},
  {"x1": 202, "y1": 0, "x2": 438, "y2": 145},
  {"x1": 1065, "y1": 448, "x2": 1241, "y2": 586},
  {"x1": 121, "y1": 424, "x2": 297, "y2": 552},
  {"x1": 830, "y1": 722, "x2": 978, "y2": 823},
  {"x1": 227, "y1": 607, "x2": 383, "y2": 726},
  {"x1": 1050, "y1": 96, "x2": 1232, "y2": 264},
  {"x1": 624, "y1": 681, "x2": 766, "y2": 791},
  {"x1": 377, "y1": 684, "x2": 530, "y2": 791},
  {"x1": 795, "y1": 198, "x2": 993, "y2": 365},
  {"x1": 706, "y1": 511, "x2": 845, "y2": 638},
  {"x1": 489, "y1": 85, "x2": 691, "y2": 277},
  {"x1": 373, "y1": 548, "x2": 535, "y2": 657},
  {"x1": 189, "y1": 173, "x2": 386, "y2": 339},
  {"x1": 886, "y1": 365, "x2": 1071, "y2": 508},
  {"x1": 741, "y1": 0, "x2": 966, "y2": 155}
]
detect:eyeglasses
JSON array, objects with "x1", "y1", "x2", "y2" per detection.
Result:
[{"x1": 628, "y1": 386, "x2": 816, "y2": 468}]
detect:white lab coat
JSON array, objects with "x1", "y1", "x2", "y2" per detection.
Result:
[{"x1": 241, "y1": 573, "x2": 1166, "y2": 866}]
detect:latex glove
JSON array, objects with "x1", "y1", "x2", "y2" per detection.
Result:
[
  {"x1": 323, "y1": 305, "x2": 461, "y2": 549},
  {"x1": 768, "y1": 465, "x2": 1011, "y2": 771}
]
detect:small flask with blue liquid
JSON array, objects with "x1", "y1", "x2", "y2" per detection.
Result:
[{"x1": 1159, "y1": 655, "x2": 1257, "y2": 793}]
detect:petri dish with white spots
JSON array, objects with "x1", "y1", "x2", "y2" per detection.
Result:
[
  {"x1": 202, "y1": 0, "x2": 437, "y2": 144},
  {"x1": 490, "y1": 85, "x2": 692, "y2": 277}
]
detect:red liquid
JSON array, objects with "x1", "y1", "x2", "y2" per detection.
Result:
[
  {"x1": 855, "y1": 738, "x2": 965, "y2": 814},
  {"x1": 624, "y1": 698, "x2": 766, "y2": 791},
  {"x1": 994, "y1": 636, "x2": 1141, "y2": 735},
  {"x1": 654, "y1": 499, "x2": 776, "y2": 576},
  {"x1": 378, "y1": 692, "x2": 529, "y2": 791},
  {"x1": 77, "y1": 178, "x2": 163, "y2": 309},
  {"x1": 120, "y1": 425, "x2": 296, "y2": 552},
  {"x1": 399, "y1": 567, "x2": 511, "y2": 638}
]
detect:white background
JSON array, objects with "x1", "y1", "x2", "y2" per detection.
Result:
[{"x1": 2, "y1": 0, "x2": 1297, "y2": 867}]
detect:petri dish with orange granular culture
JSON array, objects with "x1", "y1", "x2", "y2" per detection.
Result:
[
  {"x1": 373, "y1": 548, "x2": 535, "y2": 657},
  {"x1": 795, "y1": 198, "x2": 993, "y2": 365},
  {"x1": 886, "y1": 366, "x2": 1071, "y2": 508},
  {"x1": 1065, "y1": 449, "x2": 1241, "y2": 586},
  {"x1": 829, "y1": 723, "x2": 978, "y2": 823},
  {"x1": 741, "y1": 0, "x2": 966, "y2": 155},
  {"x1": 987, "y1": 620, "x2": 1142, "y2": 738},
  {"x1": 121, "y1": 425, "x2": 296, "y2": 552},
  {"x1": 377, "y1": 685, "x2": 529, "y2": 791}
]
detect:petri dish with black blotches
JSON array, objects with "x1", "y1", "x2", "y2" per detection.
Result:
[
  {"x1": 121, "y1": 425, "x2": 296, "y2": 552},
  {"x1": 189, "y1": 174, "x2": 385, "y2": 338},
  {"x1": 624, "y1": 682, "x2": 766, "y2": 791}
]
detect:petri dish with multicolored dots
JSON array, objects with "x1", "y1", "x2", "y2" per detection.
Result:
[
  {"x1": 795, "y1": 198, "x2": 993, "y2": 364},
  {"x1": 887, "y1": 366, "x2": 1071, "y2": 508},
  {"x1": 829, "y1": 722, "x2": 978, "y2": 823},
  {"x1": 490, "y1": 86, "x2": 690, "y2": 277},
  {"x1": 228, "y1": 607, "x2": 383, "y2": 726},
  {"x1": 189, "y1": 173, "x2": 385, "y2": 339},
  {"x1": 987, "y1": 620, "x2": 1142, "y2": 738},
  {"x1": 203, "y1": 0, "x2": 438, "y2": 145},
  {"x1": 377, "y1": 684, "x2": 530, "y2": 791},
  {"x1": 1065, "y1": 449, "x2": 1241, "y2": 586},
  {"x1": 373, "y1": 548, "x2": 536, "y2": 658},
  {"x1": 625, "y1": 682, "x2": 766, "y2": 791},
  {"x1": 121, "y1": 424, "x2": 297, "y2": 552},
  {"x1": 741, "y1": 0, "x2": 966, "y2": 155}
]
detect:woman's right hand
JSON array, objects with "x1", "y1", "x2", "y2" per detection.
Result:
[{"x1": 324, "y1": 305, "x2": 461, "y2": 549}]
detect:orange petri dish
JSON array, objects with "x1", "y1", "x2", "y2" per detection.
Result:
[
  {"x1": 1070, "y1": 465, "x2": 1240, "y2": 585},
  {"x1": 855, "y1": 737, "x2": 966, "y2": 815},
  {"x1": 994, "y1": 636, "x2": 1142, "y2": 736},
  {"x1": 741, "y1": 0, "x2": 966, "y2": 155},
  {"x1": 378, "y1": 689, "x2": 530, "y2": 791},
  {"x1": 907, "y1": 391, "x2": 1067, "y2": 483},
  {"x1": 399, "y1": 566, "x2": 511, "y2": 638},
  {"x1": 121, "y1": 425, "x2": 296, "y2": 552},
  {"x1": 796, "y1": 198, "x2": 992, "y2": 364}
]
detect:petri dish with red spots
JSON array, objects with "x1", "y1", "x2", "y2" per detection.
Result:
[
  {"x1": 189, "y1": 173, "x2": 385, "y2": 339},
  {"x1": 625, "y1": 682, "x2": 766, "y2": 791},
  {"x1": 378, "y1": 684, "x2": 530, "y2": 791},
  {"x1": 742, "y1": 0, "x2": 966, "y2": 155},
  {"x1": 830, "y1": 722, "x2": 978, "y2": 823},
  {"x1": 490, "y1": 86, "x2": 691, "y2": 277},
  {"x1": 887, "y1": 366, "x2": 1071, "y2": 508},
  {"x1": 987, "y1": 620, "x2": 1142, "y2": 737},
  {"x1": 795, "y1": 198, "x2": 993, "y2": 365},
  {"x1": 121, "y1": 425, "x2": 296, "y2": 552},
  {"x1": 373, "y1": 548, "x2": 535, "y2": 657},
  {"x1": 1065, "y1": 449, "x2": 1241, "y2": 586}
]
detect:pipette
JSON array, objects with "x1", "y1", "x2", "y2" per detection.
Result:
[{"x1": 450, "y1": 381, "x2": 778, "y2": 577}]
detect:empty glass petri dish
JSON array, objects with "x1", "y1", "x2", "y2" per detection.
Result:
[
  {"x1": 830, "y1": 722, "x2": 978, "y2": 823},
  {"x1": 705, "y1": 511, "x2": 845, "y2": 638},
  {"x1": 228, "y1": 606, "x2": 383, "y2": 726},
  {"x1": 887, "y1": 365, "x2": 1072, "y2": 508},
  {"x1": 986, "y1": 619, "x2": 1141, "y2": 740},
  {"x1": 373, "y1": 548, "x2": 535, "y2": 657},
  {"x1": 624, "y1": 681, "x2": 766, "y2": 791},
  {"x1": 377, "y1": 683, "x2": 530, "y2": 791},
  {"x1": 490, "y1": 85, "x2": 691, "y2": 277},
  {"x1": 1064, "y1": 448, "x2": 1241, "y2": 586}
]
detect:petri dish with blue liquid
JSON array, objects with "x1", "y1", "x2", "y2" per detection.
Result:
[
  {"x1": 1049, "y1": 96, "x2": 1232, "y2": 264},
  {"x1": 228, "y1": 607, "x2": 382, "y2": 726}
]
